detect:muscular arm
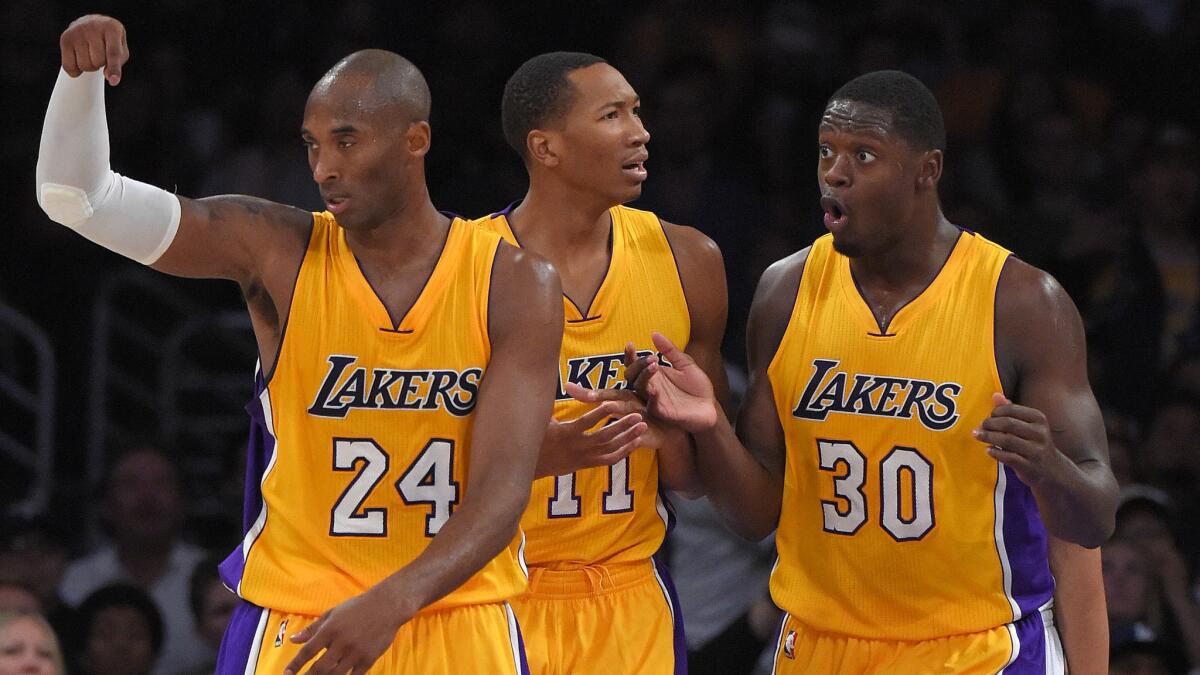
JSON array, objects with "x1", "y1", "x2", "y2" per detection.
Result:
[
  {"x1": 991, "y1": 258, "x2": 1118, "y2": 547},
  {"x1": 374, "y1": 243, "x2": 562, "y2": 612},
  {"x1": 38, "y1": 15, "x2": 313, "y2": 366},
  {"x1": 695, "y1": 249, "x2": 807, "y2": 540},
  {"x1": 1049, "y1": 537, "x2": 1108, "y2": 674},
  {"x1": 659, "y1": 221, "x2": 730, "y2": 496}
]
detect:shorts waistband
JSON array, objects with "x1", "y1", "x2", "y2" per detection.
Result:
[{"x1": 525, "y1": 559, "x2": 655, "y2": 598}]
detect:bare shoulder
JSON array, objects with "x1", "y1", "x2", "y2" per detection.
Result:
[
  {"x1": 747, "y1": 246, "x2": 811, "y2": 369},
  {"x1": 995, "y1": 256, "x2": 1086, "y2": 381},
  {"x1": 659, "y1": 219, "x2": 724, "y2": 272},
  {"x1": 492, "y1": 239, "x2": 560, "y2": 294},
  {"x1": 659, "y1": 219, "x2": 727, "y2": 327},
  {"x1": 757, "y1": 247, "x2": 810, "y2": 304},
  {"x1": 488, "y1": 240, "x2": 562, "y2": 336},
  {"x1": 995, "y1": 256, "x2": 1081, "y2": 337}
]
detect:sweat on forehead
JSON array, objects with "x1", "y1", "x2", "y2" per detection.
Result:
[
  {"x1": 310, "y1": 49, "x2": 432, "y2": 122},
  {"x1": 823, "y1": 70, "x2": 946, "y2": 150},
  {"x1": 821, "y1": 100, "x2": 896, "y2": 136}
]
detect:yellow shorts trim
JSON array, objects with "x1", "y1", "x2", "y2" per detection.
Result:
[
  {"x1": 514, "y1": 559, "x2": 683, "y2": 675},
  {"x1": 770, "y1": 605, "x2": 1064, "y2": 675},
  {"x1": 234, "y1": 602, "x2": 527, "y2": 675}
]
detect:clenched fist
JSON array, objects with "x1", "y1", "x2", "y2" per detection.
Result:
[{"x1": 60, "y1": 14, "x2": 128, "y2": 85}]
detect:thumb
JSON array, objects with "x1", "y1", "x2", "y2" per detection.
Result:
[
  {"x1": 992, "y1": 392, "x2": 1011, "y2": 407},
  {"x1": 650, "y1": 332, "x2": 689, "y2": 367},
  {"x1": 565, "y1": 380, "x2": 598, "y2": 403}
]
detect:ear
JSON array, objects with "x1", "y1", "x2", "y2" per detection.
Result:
[
  {"x1": 526, "y1": 129, "x2": 560, "y2": 169},
  {"x1": 916, "y1": 148, "x2": 943, "y2": 191},
  {"x1": 407, "y1": 121, "x2": 432, "y2": 157}
]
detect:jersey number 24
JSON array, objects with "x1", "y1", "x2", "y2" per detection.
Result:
[{"x1": 329, "y1": 438, "x2": 459, "y2": 538}]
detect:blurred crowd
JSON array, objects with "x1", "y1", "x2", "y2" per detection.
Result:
[{"x1": 2, "y1": 1, "x2": 1200, "y2": 673}]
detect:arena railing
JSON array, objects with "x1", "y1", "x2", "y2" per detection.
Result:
[{"x1": 0, "y1": 302, "x2": 56, "y2": 516}]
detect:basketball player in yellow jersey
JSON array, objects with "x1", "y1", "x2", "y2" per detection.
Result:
[
  {"x1": 469, "y1": 53, "x2": 729, "y2": 675},
  {"x1": 39, "y1": 16, "x2": 564, "y2": 675},
  {"x1": 609, "y1": 71, "x2": 1119, "y2": 673}
]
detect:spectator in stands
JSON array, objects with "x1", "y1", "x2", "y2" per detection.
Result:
[
  {"x1": 0, "y1": 609, "x2": 65, "y2": 675},
  {"x1": 59, "y1": 447, "x2": 210, "y2": 675},
  {"x1": 181, "y1": 557, "x2": 236, "y2": 675},
  {"x1": 1132, "y1": 125, "x2": 1200, "y2": 368},
  {"x1": 671, "y1": 496, "x2": 779, "y2": 675},
  {"x1": 0, "y1": 517, "x2": 73, "y2": 642},
  {"x1": 1138, "y1": 394, "x2": 1200, "y2": 511},
  {"x1": 0, "y1": 582, "x2": 40, "y2": 614},
  {"x1": 1104, "y1": 496, "x2": 1200, "y2": 670},
  {"x1": 73, "y1": 584, "x2": 162, "y2": 675}
]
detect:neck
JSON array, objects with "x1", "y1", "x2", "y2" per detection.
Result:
[
  {"x1": 509, "y1": 179, "x2": 615, "y2": 258},
  {"x1": 849, "y1": 204, "x2": 958, "y2": 289},
  {"x1": 344, "y1": 188, "x2": 447, "y2": 267}
]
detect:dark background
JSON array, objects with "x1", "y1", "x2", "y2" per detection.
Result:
[{"x1": 2, "y1": 0, "x2": 1199, "y2": 670}]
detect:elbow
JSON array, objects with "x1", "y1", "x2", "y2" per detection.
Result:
[
  {"x1": 1082, "y1": 512, "x2": 1116, "y2": 550},
  {"x1": 35, "y1": 176, "x2": 99, "y2": 230},
  {"x1": 1059, "y1": 509, "x2": 1116, "y2": 550}
]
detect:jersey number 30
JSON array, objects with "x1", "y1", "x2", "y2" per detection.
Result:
[
  {"x1": 818, "y1": 439, "x2": 934, "y2": 541},
  {"x1": 330, "y1": 438, "x2": 459, "y2": 538}
]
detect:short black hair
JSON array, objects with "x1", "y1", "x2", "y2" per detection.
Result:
[
  {"x1": 75, "y1": 583, "x2": 165, "y2": 658},
  {"x1": 502, "y1": 51, "x2": 607, "y2": 161},
  {"x1": 827, "y1": 70, "x2": 946, "y2": 151}
]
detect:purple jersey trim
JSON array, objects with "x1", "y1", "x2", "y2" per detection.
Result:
[
  {"x1": 219, "y1": 372, "x2": 274, "y2": 594},
  {"x1": 1001, "y1": 467, "x2": 1055, "y2": 616},
  {"x1": 489, "y1": 200, "x2": 521, "y2": 219},
  {"x1": 652, "y1": 553, "x2": 689, "y2": 675},
  {"x1": 214, "y1": 600, "x2": 266, "y2": 674},
  {"x1": 1004, "y1": 606, "x2": 1049, "y2": 674},
  {"x1": 513, "y1": 611, "x2": 531, "y2": 675}
]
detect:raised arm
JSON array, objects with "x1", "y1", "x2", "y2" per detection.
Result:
[
  {"x1": 285, "y1": 243, "x2": 563, "y2": 673},
  {"x1": 37, "y1": 15, "x2": 312, "y2": 286},
  {"x1": 982, "y1": 258, "x2": 1118, "y2": 548}
]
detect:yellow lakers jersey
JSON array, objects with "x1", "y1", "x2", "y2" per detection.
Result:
[
  {"x1": 219, "y1": 212, "x2": 528, "y2": 616},
  {"x1": 471, "y1": 204, "x2": 690, "y2": 568},
  {"x1": 768, "y1": 231, "x2": 1054, "y2": 640}
]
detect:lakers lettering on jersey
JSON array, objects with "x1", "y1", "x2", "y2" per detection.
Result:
[
  {"x1": 768, "y1": 230, "x2": 1054, "y2": 641},
  {"x1": 218, "y1": 212, "x2": 528, "y2": 616},
  {"x1": 471, "y1": 204, "x2": 690, "y2": 568}
]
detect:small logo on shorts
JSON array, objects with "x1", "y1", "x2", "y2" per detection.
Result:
[
  {"x1": 783, "y1": 630, "x2": 796, "y2": 659},
  {"x1": 274, "y1": 619, "x2": 289, "y2": 648}
]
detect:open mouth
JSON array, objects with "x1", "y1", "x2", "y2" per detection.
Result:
[
  {"x1": 820, "y1": 195, "x2": 849, "y2": 230},
  {"x1": 621, "y1": 158, "x2": 648, "y2": 181},
  {"x1": 324, "y1": 195, "x2": 349, "y2": 213}
]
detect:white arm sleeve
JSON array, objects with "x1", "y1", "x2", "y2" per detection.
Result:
[{"x1": 35, "y1": 69, "x2": 181, "y2": 265}]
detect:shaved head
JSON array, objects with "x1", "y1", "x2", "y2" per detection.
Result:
[{"x1": 310, "y1": 49, "x2": 431, "y2": 124}]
